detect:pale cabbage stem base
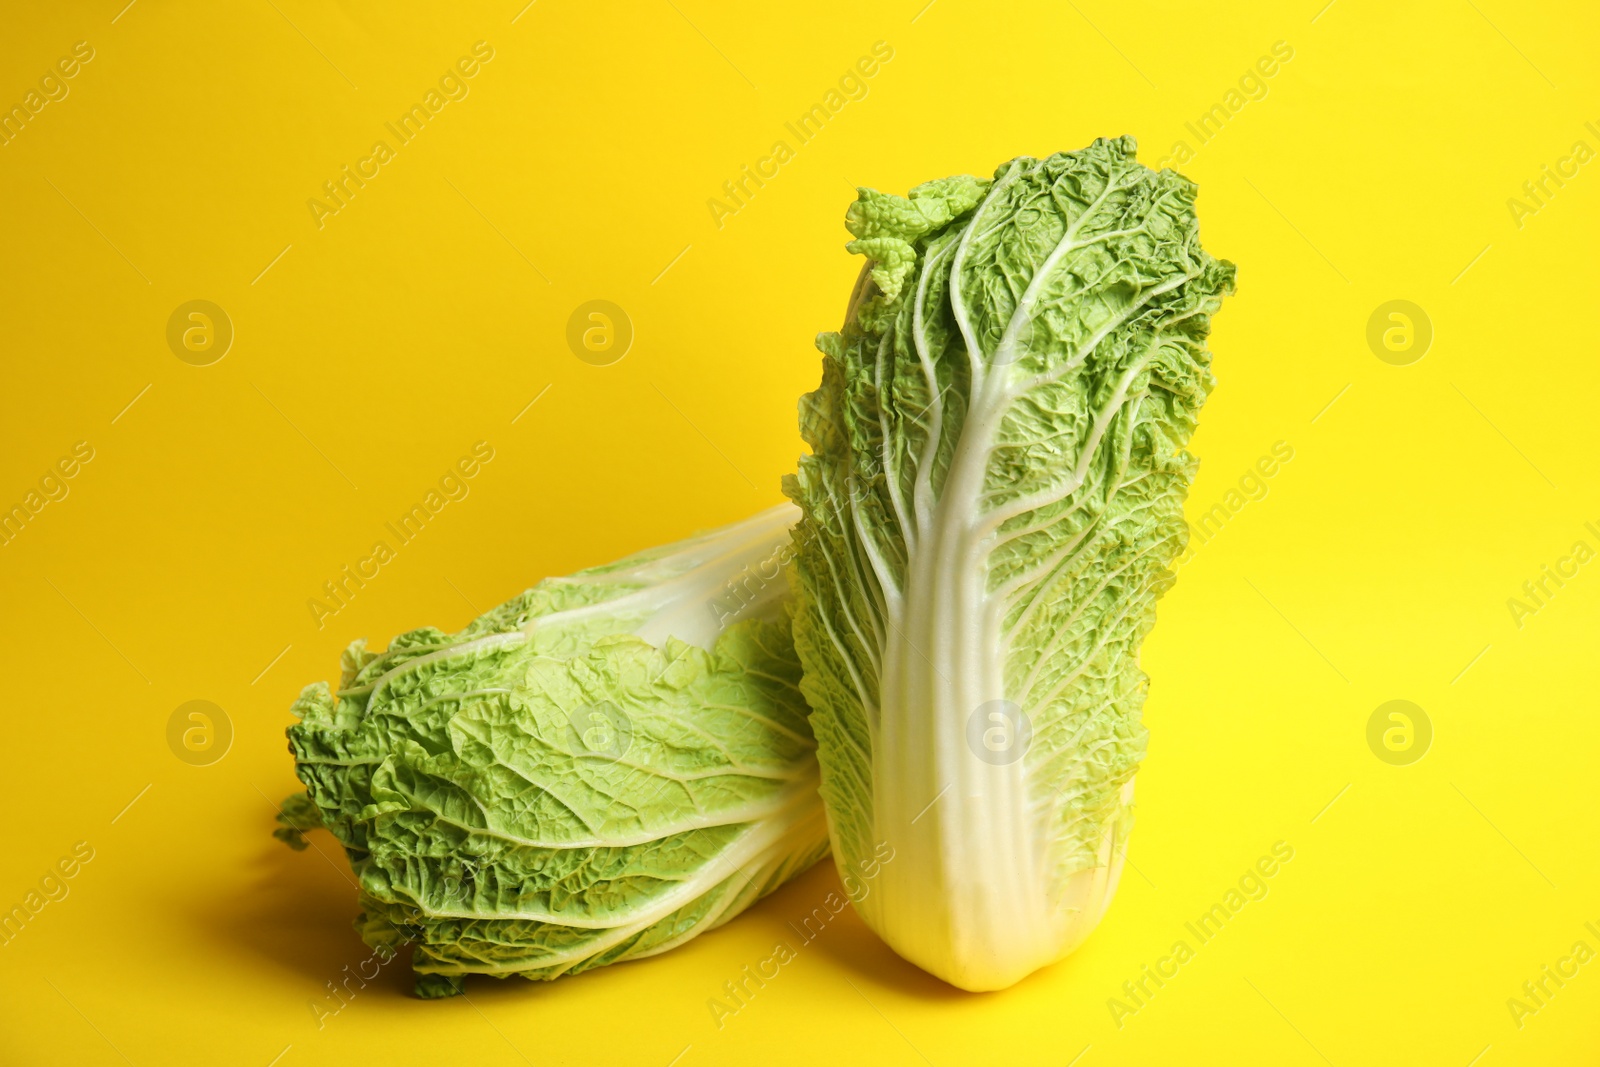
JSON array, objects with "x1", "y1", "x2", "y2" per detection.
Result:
[{"x1": 861, "y1": 361, "x2": 1134, "y2": 990}]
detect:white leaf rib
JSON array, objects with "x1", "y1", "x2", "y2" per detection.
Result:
[
  {"x1": 1004, "y1": 268, "x2": 1194, "y2": 401},
  {"x1": 1025, "y1": 572, "x2": 1164, "y2": 713},
  {"x1": 392, "y1": 774, "x2": 818, "y2": 854},
  {"x1": 809, "y1": 578, "x2": 876, "y2": 718},
  {"x1": 1015, "y1": 535, "x2": 1169, "y2": 701},
  {"x1": 993, "y1": 392, "x2": 1146, "y2": 627},
  {"x1": 408, "y1": 789, "x2": 822, "y2": 950},
  {"x1": 992, "y1": 515, "x2": 1123, "y2": 630},
  {"x1": 845, "y1": 474, "x2": 904, "y2": 615},
  {"x1": 697, "y1": 702, "x2": 817, "y2": 749},
  {"x1": 987, "y1": 167, "x2": 1134, "y2": 369},
  {"x1": 874, "y1": 328, "x2": 917, "y2": 554},
  {"x1": 822, "y1": 476, "x2": 893, "y2": 626},
  {"x1": 950, "y1": 162, "x2": 1024, "y2": 383},
  {"x1": 825, "y1": 481, "x2": 892, "y2": 653},
  {"x1": 977, "y1": 356, "x2": 1154, "y2": 538},
  {"x1": 812, "y1": 530, "x2": 884, "y2": 683},
  {"x1": 910, "y1": 235, "x2": 960, "y2": 539}
]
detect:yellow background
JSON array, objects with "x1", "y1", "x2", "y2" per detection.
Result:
[{"x1": 2, "y1": 1, "x2": 1597, "y2": 1063}]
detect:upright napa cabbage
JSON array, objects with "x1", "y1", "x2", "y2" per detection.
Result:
[
  {"x1": 276, "y1": 504, "x2": 828, "y2": 997},
  {"x1": 785, "y1": 137, "x2": 1235, "y2": 991}
]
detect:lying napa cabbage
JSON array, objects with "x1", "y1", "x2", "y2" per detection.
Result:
[
  {"x1": 275, "y1": 504, "x2": 828, "y2": 997},
  {"x1": 785, "y1": 137, "x2": 1235, "y2": 990}
]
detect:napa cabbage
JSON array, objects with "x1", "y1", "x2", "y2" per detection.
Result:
[
  {"x1": 276, "y1": 504, "x2": 828, "y2": 996},
  {"x1": 784, "y1": 137, "x2": 1235, "y2": 990}
]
